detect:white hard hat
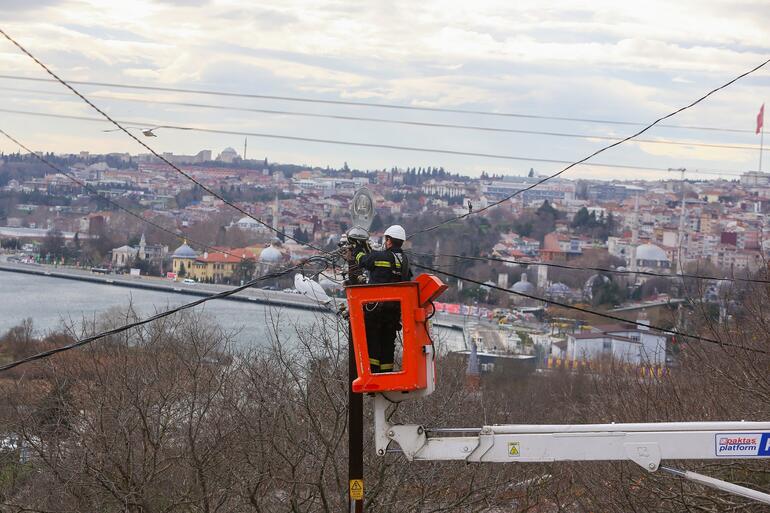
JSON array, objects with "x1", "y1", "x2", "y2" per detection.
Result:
[{"x1": 384, "y1": 224, "x2": 406, "y2": 241}]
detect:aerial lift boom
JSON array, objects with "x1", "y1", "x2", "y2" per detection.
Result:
[
  {"x1": 344, "y1": 271, "x2": 770, "y2": 506},
  {"x1": 373, "y1": 394, "x2": 770, "y2": 504}
]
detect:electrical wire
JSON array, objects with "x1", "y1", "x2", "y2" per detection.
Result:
[
  {"x1": 0, "y1": 262, "x2": 307, "y2": 373},
  {"x1": 0, "y1": 127, "x2": 254, "y2": 262},
  {"x1": 407, "y1": 250, "x2": 770, "y2": 285},
  {"x1": 1, "y1": 85, "x2": 765, "y2": 154},
  {"x1": 0, "y1": 107, "x2": 749, "y2": 177},
  {"x1": 0, "y1": 29, "x2": 328, "y2": 255},
  {"x1": 0, "y1": 73, "x2": 758, "y2": 135},
  {"x1": 407, "y1": 57, "x2": 770, "y2": 240},
  {"x1": 412, "y1": 262, "x2": 767, "y2": 354}
]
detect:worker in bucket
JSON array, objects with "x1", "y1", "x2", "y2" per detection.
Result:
[{"x1": 355, "y1": 225, "x2": 412, "y2": 372}]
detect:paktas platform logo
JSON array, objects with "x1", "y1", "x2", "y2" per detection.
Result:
[{"x1": 715, "y1": 433, "x2": 770, "y2": 457}]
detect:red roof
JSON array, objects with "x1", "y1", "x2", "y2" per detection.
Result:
[{"x1": 196, "y1": 247, "x2": 257, "y2": 264}]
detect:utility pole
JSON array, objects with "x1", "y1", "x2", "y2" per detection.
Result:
[
  {"x1": 759, "y1": 103, "x2": 765, "y2": 172},
  {"x1": 348, "y1": 333, "x2": 364, "y2": 513},
  {"x1": 346, "y1": 188, "x2": 375, "y2": 513},
  {"x1": 759, "y1": 119, "x2": 765, "y2": 173}
]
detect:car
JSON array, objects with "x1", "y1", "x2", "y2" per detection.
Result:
[{"x1": 182, "y1": 278, "x2": 196, "y2": 284}]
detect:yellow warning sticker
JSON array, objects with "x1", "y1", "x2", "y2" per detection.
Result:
[
  {"x1": 349, "y1": 479, "x2": 364, "y2": 500},
  {"x1": 508, "y1": 442, "x2": 520, "y2": 457}
]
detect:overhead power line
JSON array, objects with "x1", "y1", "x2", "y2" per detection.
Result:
[
  {"x1": 408, "y1": 57, "x2": 770, "y2": 240},
  {"x1": 1, "y1": 85, "x2": 765, "y2": 154},
  {"x1": 0, "y1": 108, "x2": 747, "y2": 177},
  {"x1": 0, "y1": 127, "x2": 252, "y2": 262},
  {"x1": 0, "y1": 263, "x2": 306, "y2": 373},
  {"x1": 407, "y1": 250, "x2": 770, "y2": 285},
  {"x1": 0, "y1": 29, "x2": 327, "y2": 255},
  {"x1": 413, "y1": 262, "x2": 766, "y2": 354},
  {"x1": 0, "y1": 73, "x2": 758, "y2": 135}
]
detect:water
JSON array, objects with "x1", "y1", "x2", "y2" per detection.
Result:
[
  {"x1": 0, "y1": 271, "x2": 333, "y2": 347},
  {"x1": 0, "y1": 272, "x2": 463, "y2": 351}
]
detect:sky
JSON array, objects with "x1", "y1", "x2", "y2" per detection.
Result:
[{"x1": 0, "y1": 0, "x2": 769, "y2": 180}]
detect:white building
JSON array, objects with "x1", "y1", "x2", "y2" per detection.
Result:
[
  {"x1": 634, "y1": 243, "x2": 670, "y2": 270},
  {"x1": 558, "y1": 323, "x2": 666, "y2": 366}
]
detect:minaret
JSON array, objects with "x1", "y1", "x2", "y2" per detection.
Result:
[
  {"x1": 138, "y1": 233, "x2": 146, "y2": 260},
  {"x1": 630, "y1": 194, "x2": 639, "y2": 273},
  {"x1": 273, "y1": 192, "x2": 279, "y2": 233},
  {"x1": 677, "y1": 168, "x2": 687, "y2": 271},
  {"x1": 537, "y1": 263, "x2": 548, "y2": 290}
]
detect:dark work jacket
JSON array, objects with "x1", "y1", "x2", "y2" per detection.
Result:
[{"x1": 356, "y1": 247, "x2": 412, "y2": 284}]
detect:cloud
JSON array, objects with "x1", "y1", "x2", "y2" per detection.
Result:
[{"x1": 0, "y1": 0, "x2": 768, "y2": 178}]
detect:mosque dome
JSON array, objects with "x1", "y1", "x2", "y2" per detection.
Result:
[
  {"x1": 260, "y1": 243, "x2": 284, "y2": 263},
  {"x1": 173, "y1": 242, "x2": 197, "y2": 259},
  {"x1": 237, "y1": 216, "x2": 259, "y2": 226},
  {"x1": 547, "y1": 282, "x2": 571, "y2": 294},
  {"x1": 512, "y1": 272, "x2": 536, "y2": 295},
  {"x1": 636, "y1": 243, "x2": 668, "y2": 262}
]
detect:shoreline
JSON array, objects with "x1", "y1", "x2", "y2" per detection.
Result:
[
  {"x1": 0, "y1": 263, "x2": 329, "y2": 312},
  {"x1": 0, "y1": 263, "x2": 467, "y2": 332}
]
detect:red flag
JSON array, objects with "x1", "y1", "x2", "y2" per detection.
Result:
[{"x1": 758, "y1": 103, "x2": 765, "y2": 134}]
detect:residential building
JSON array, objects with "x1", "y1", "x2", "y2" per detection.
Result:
[{"x1": 557, "y1": 322, "x2": 666, "y2": 366}]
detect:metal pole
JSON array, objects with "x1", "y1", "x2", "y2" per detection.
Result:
[
  {"x1": 348, "y1": 324, "x2": 364, "y2": 512},
  {"x1": 760, "y1": 127, "x2": 764, "y2": 173},
  {"x1": 661, "y1": 466, "x2": 770, "y2": 505},
  {"x1": 346, "y1": 187, "x2": 375, "y2": 513}
]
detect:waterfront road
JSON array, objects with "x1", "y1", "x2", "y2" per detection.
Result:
[{"x1": 0, "y1": 261, "x2": 333, "y2": 312}]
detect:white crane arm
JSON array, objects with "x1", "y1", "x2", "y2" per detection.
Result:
[{"x1": 373, "y1": 395, "x2": 770, "y2": 504}]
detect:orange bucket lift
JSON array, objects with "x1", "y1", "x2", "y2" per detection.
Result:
[{"x1": 346, "y1": 274, "x2": 447, "y2": 395}]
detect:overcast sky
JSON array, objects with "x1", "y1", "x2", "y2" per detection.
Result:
[{"x1": 0, "y1": 0, "x2": 769, "y2": 180}]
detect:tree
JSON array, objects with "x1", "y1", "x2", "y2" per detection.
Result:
[
  {"x1": 293, "y1": 228, "x2": 309, "y2": 244},
  {"x1": 591, "y1": 276, "x2": 625, "y2": 307},
  {"x1": 571, "y1": 207, "x2": 613, "y2": 242},
  {"x1": 178, "y1": 261, "x2": 186, "y2": 277},
  {"x1": 236, "y1": 258, "x2": 256, "y2": 283},
  {"x1": 40, "y1": 229, "x2": 65, "y2": 262}
]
